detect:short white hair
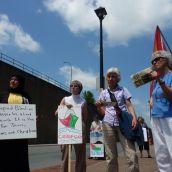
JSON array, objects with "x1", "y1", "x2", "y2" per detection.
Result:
[
  {"x1": 106, "y1": 67, "x2": 121, "y2": 82},
  {"x1": 152, "y1": 50, "x2": 172, "y2": 69}
]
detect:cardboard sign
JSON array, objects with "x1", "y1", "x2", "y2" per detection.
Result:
[
  {"x1": 0, "y1": 104, "x2": 37, "y2": 139},
  {"x1": 57, "y1": 105, "x2": 82, "y2": 144}
]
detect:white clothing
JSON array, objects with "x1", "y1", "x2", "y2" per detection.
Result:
[
  {"x1": 151, "y1": 117, "x2": 172, "y2": 172},
  {"x1": 64, "y1": 95, "x2": 85, "y2": 106},
  {"x1": 90, "y1": 120, "x2": 102, "y2": 132},
  {"x1": 142, "y1": 128, "x2": 148, "y2": 142},
  {"x1": 55, "y1": 95, "x2": 85, "y2": 115}
]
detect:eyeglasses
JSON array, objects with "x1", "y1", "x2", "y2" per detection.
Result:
[
  {"x1": 151, "y1": 57, "x2": 165, "y2": 65},
  {"x1": 70, "y1": 84, "x2": 78, "y2": 88}
]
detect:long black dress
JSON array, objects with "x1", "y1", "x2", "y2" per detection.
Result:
[{"x1": 0, "y1": 91, "x2": 30, "y2": 172}]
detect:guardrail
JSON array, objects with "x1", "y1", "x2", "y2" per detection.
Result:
[{"x1": 0, "y1": 52, "x2": 69, "y2": 91}]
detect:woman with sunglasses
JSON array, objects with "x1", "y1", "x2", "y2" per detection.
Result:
[{"x1": 150, "y1": 50, "x2": 172, "y2": 172}]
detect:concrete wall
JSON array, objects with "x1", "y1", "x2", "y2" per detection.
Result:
[{"x1": 0, "y1": 60, "x2": 70, "y2": 144}]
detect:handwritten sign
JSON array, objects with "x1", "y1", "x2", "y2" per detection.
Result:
[
  {"x1": 0, "y1": 104, "x2": 37, "y2": 140},
  {"x1": 57, "y1": 105, "x2": 82, "y2": 144}
]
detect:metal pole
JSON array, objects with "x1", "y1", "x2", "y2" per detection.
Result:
[{"x1": 100, "y1": 18, "x2": 104, "y2": 89}]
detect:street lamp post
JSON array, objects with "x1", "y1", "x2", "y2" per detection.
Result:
[
  {"x1": 64, "y1": 61, "x2": 72, "y2": 83},
  {"x1": 95, "y1": 7, "x2": 107, "y2": 90}
]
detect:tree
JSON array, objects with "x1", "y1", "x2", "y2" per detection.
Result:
[
  {"x1": 82, "y1": 90, "x2": 97, "y2": 142},
  {"x1": 82, "y1": 90, "x2": 95, "y2": 104}
]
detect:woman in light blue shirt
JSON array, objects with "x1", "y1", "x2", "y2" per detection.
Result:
[{"x1": 150, "y1": 50, "x2": 172, "y2": 172}]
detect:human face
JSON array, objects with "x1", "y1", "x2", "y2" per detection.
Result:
[
  {"x1": 107, "y1": 73, "x2": 119, "y2": 88},
  {"x1": 70, "y1": 84, "x2": 80, "y2": 95},
  {"x1": 9, "y1": 76, "x2": 19, "y2": 89},
  {"x1": 152, "y1": 57, "x2": 167, "y2": 71}
]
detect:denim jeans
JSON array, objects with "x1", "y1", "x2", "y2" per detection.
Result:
[{"x1": 102, "y1": 122, "x2": 139, "y2": 172}]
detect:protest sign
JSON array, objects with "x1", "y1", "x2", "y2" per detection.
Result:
[
  {"x1": 90, "y1": 143, "x2": 104, "y2": 157},
  {"x1": 0, "y1": 104, "x2": 37, "y2": 139},
  {"x1": 130, "y1": 67, "x2": 154, "y2": 87},
  {"x1": 90, "y1": 131, "x2": 104, "y2": 157},
  {"x1": 90, "y1": 131, "x2": 103, "y2": 143},
  {"x1": 57, "y1": 105, "x2": 82, "y2": 144}
]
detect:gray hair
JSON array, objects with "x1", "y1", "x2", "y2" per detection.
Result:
[
  {"x1": 106, "y1": 67, "x2": 121, "y2": 82},
  {"x1": 152, "y1": 50, "x2": 172, "y2": 69}
]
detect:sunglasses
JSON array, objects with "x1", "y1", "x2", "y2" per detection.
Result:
[
  {"x1": 151, "y1": 57, "x2": 164, "y2": 65},
  {"x1": 70, "y1": 84, "x2": 78, "y2": 88}
]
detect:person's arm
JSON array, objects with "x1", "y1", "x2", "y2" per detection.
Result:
[
  {"x1": 157, "y1": 78, "x2": 172, "y2": 101},
  {"x1": 150, "y1": 70, "x2": 172, "y2": 101},
  {"x1": 125, "y1": 98, "x2": 137, "y2": 129},
  {"x1": 55, "y1": 97, "x2": 68, "y2": 116},
  {"x1": 95, "y1": 100, "x2": 105, "y2": 116}
]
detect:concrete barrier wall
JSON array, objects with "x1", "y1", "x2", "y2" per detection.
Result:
[{"x1": 0, "y1": 61, "x2": 70, "y2": 144}]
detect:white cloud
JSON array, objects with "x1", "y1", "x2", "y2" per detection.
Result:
[
  {"x1": 0, "y1": 14, "x2": 40, "y2": 52},
  {"x1": 44, "y1": 0, "x2": 172, "y2": 46},
  {"x1": 59, "y1": 65, "x2": 97, "y2": 90}
]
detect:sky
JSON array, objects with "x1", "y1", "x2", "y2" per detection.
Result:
[{"x1": 1, "y1": 0, "x2": 172, "y2": 126}]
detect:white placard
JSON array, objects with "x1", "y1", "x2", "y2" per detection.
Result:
[
  {"x1": 90, "y1": 131, "x2": 104, "y2": 143},
  {"x1": 57, "y1": 105, "x2": 82, "y2": 144},
  {"x1": 142, "y1": 127, "x2": 148, "y2": 142},
  {"x1": 0, "y1": 104, "x2": 37, "y2": 140}
]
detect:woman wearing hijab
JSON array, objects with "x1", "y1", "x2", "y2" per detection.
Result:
[{"x1": 0, "y1": 74, "x2": 31, "y2": 172}]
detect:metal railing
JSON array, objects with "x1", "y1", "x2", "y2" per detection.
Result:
[{"x1": 0, "y1": 52, "x2": 69, "y2": 91}]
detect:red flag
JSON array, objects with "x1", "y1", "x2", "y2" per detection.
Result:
[{"x1": 153, "y1": 26, "x2": 167, "y2": 52}]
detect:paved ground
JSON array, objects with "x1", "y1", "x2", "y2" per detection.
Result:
[{"x1": 31, "y1": 145, "x2": 159, "y2": 172}]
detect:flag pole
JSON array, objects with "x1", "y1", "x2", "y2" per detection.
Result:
[{"x1": 68, "y1": 144, "x2": 71, "y2": 172}]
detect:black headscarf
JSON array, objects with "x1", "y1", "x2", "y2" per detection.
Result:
[{"x1": 8, "y1": 74, "x2": 25, "y2": 94}]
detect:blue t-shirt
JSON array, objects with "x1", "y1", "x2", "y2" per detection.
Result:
[{"x1": 152, "y1": 72, "x2": 172, "y2": 118}]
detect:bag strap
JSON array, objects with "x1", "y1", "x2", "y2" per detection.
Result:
[{"x1": 107, "y1": 89, "x2": 122, "y2": 115}]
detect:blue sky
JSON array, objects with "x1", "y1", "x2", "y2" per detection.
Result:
[{"x1": 1, "y1": 0, "x2": 172, "y2": 126}]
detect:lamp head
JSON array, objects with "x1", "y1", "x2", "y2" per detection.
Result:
[{"x1": 95, "y1": 7, "x2": 107, "y2": 20}]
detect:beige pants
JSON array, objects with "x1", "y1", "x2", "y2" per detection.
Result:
[
  {"x1": 102, "y1": 123, "x2": 139, "y2": 172},
  {"x1": 60, "y1": 143, "x2": 86, "y2": 172}
]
